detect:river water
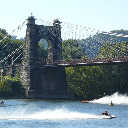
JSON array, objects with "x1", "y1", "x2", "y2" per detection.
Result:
[{"x1": 0, "y1": 92, "x2": 128, "y2": 128}]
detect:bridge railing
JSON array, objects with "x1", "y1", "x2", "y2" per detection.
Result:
[{"x1": 55, "y1": 56, "x2": 128, "y2": 66}]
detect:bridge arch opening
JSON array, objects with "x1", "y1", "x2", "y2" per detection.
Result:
[
  {"x1": 37, "y1": 38, "x2": 54, "y2": 65},
  {"x1": 38, "y1": 38, "x2": 48, "y2": 65}
]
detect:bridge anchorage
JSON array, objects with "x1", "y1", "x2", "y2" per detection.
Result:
[{"x1": 20, "y1": 16, "x2": 68, "y2": 99}]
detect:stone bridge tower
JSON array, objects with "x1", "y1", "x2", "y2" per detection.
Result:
[{"x1": 20, "y1": 16, "x2": 67, "y2": 98}]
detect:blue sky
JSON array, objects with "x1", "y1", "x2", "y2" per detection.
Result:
[{"x1": 0, "y1": 0, "x2": 128, "y2": 34}]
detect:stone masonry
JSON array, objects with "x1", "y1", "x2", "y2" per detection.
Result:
[{"x1": 20, "y1": 16, "x2": 67, "y2": 98}]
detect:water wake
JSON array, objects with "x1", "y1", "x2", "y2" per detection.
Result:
[
  {"x1": 0, "y1": 108, "x2": 100, "y2": 120},
  {"x1": 91, "y1": 92, "x2": 128, "y2": 105},
  {"x1": 28, "y1": 109, "x2": 99, "y2": 120}
]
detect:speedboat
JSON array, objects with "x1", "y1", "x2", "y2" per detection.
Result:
[
  {"x1": 100, "y1": 114, "x2": 116, "y2": 119},
  {"x1": 108, "y1": 103, "x2": 114, "y2": 106},
  {"x1": 0, "y1": 103, "x2": 5, "y2": 107},
  {"x1": 108, "y1": 101, "x2": 114, "y2": 106},
  {"x1": 80, "y1": 100, "x2": 89, "y2": 103},
  {"x1": 0, "y1": 100, "x2": 5, "y2": 107}
]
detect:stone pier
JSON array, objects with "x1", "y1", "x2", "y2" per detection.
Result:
[{"x1": 20, "y1": 16, "x2": 68, "y2": 99}]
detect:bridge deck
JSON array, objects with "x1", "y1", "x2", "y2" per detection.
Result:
[
  {"x1": 55, "y1": 57, "x2": 128, "y2": 67},
  {"x1": 1, "y1": 57, "x2": 128, "y2": 69}
]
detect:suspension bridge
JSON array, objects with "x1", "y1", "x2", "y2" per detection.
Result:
[
  {"x1": 0, "y1": 17, "x2": 128, "y2": 68},
  {"x1": 0, "y1": 16, "x2": 128, "y2": 98}
]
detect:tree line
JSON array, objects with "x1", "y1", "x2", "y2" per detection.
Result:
[
  {"x1": 0, "y1": 28, "x2": 128, "y2": 99},
  {"x1": 63, "y1": 39, "x2": 128, "y2": 99}
]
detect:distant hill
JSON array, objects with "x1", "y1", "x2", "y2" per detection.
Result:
[{"x1": 79, "y1": 29, "x2": 128, "y2": 58}]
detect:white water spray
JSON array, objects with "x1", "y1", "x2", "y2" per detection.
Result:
[
  {"x1": 27, "y1": 108, "x2": 99, "y2": 120},
  {"x1": 0, "y1": 108, "x2": 99, "y2": 120},
  {"x1": 91, "y1": 92, "x2": 128, "y2": 105}
]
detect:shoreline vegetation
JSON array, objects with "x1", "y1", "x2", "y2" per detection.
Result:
[
  {"x1": 0, "y1": 64, "x2": 128, "y2": 100},
  {"x1": 0, "y1": 28, "x2": 128, "y2": 99}
]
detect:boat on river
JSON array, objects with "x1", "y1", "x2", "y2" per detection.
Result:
[
  {"x1": 100, "y1": 114, "x2": 116, "y2": 119},
  {"x1": 100, "y1": 111, "x2": 116, "y2": 119},
  {"x1": 80, "y1": 100, "x2": 89, "y2": 103},
  {"x1": 108, "y1": 101, "x2": 114, "y2": 106},
  {"x1": 0, "y1": 100, "x2": 5, "y2": 107},
  {"x1": 0, "y1": 104, "x2": 6, "y2": 107}
]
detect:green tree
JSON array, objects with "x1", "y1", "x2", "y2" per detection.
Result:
[
  {"x1": 97, "y1": 42, "x2": 128, "y2": 59},
  {"x1": 66, "y1": 66, "x2": 104, "y2": 99},
  {"x1": 0, "y1": 29, "x2": 24, "y2": 67},
  {"x1": 62, "y1": 39, "x2": 86, "y2": 60},
  {"x1": 0, "y1": 75, "x2": 25, "y2": 97}
]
